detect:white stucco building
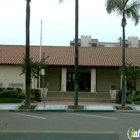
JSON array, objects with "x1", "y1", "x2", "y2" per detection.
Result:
[{"x1": 70, "y1": 35, "x2": 140, "y2": 48}]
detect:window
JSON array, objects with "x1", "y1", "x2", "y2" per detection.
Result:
[{"x1": 92, "y1": 43, "x2": 97, "y2": 47}]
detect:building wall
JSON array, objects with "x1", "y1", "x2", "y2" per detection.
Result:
[
  {"x1": 81, "y1": 35, "x2": 92, "y2": 47},
  {"x1": 104, "y1": 44, "x2": 115, "y2": 47},
  {"x1": 45, "y1": 68, "x2": 61, "y2": 91},
  {"x1": 0, "y1": 65, "x2": 139, "y2": 92},
  {"x1": 128, "y1": 36, "x2": 139, "y2": 48},
  {"x1": 0, "y1": 65, "x2": 25, "y2": 89},
  {"x1": 96, "y1": 69, "x2": 120, "y2": 92}
]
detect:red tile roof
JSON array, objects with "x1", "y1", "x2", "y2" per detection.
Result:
[{"x1": 0, "y1": 45, "x2": 140, "y2": 67}]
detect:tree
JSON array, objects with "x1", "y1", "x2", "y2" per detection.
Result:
[
  {"x1": 20, "y1": 53, "x2": 48, "y2": 89},
  {"x1": 25, "y1": 0, "x2": 31, "y2": 108},
  {"x1": 106, "y1": 0, "x2": 140, "y2": 108},
  {"x1": 74, "y1": 0, "x2": 79, "y2": 107},
  {"x1": 59, "y1": 0, "x2": 79, "y2": 107},
  {"x1": 119, "y1": 63, "x2": 140, "y2": 90}
]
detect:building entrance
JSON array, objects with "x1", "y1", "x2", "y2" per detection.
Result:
[{"x1": 67, "y1": 73, "x2": 91, "y2": 92}]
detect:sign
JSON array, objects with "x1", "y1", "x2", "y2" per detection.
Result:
[
  {"x1": 40, "y1": 69, "x2": 45, "y2": 75},
  {"x1": 127, "y1": 127, "x2": 140, "y2": 140}
]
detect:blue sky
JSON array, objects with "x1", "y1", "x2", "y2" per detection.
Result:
[{"x1": 0, "y1": 0, "x2": 140, "y2": 46}]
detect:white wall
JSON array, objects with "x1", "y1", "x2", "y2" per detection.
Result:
[
  {"x1": 81, "y1": 35, "x2": 91, "y2": 47},
  {"x1": 0, "y1": 65, "x2": 25, "y2": 89},
  {"x1": 128, "y1": 36, "x2": 139, "y2": 48}
]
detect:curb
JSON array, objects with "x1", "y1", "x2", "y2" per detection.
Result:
[
  {"x1": 114, "y1": 110, "x2": 140, "y2": 113},
  {"x1": 9, "y1": 109, "x2": 115, "y2": 113}
]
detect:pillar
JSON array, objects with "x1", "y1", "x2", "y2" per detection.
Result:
[
  {"x1": 61, "y1": 68, "x2": 67, "y2": 92},
  {"x1": 91, "y1": 69, "x2": 96, "y2": 93}
]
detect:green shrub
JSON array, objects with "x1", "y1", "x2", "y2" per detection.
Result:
[
  {"x1": 31, "y1": 89, "x2": 41, "y2": 101},
  {"x1": 0, "y1": 98, "x2": 23, "y2": 103},
  {"x1": 135, "y1": 90, "x2": 140, "y2": 95},
  {"x1": 126, "y1": 93, "x2": 140, "y2": 103},
  {"x1": 115, "y1": 91, "x2": 122, "y2": 103},
  {"x1": 0, "y1": 88, "x2": 5, "y2": 92},
  {"x1": 15, "y1": 88, "x2": 22, "y2": 93},
  {"x1": 6, "y1": 88, "x2": 14, "y2": 90},
  {"x1": 18, "y1": 92, "x2": 25, "y2": 99},
  {"x1": 116, "y1": 90, "x2": 140, "y2": 104},
  {"x1": 0, "y1": 90, "x2": 18, "y2": 98},
  {"x1": 126, "y1": 95, "x2": 133, "y2": 103}
]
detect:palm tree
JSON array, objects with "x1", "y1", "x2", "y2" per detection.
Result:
[
  {"x1": 25, "y1": 0, "x2": 31, "y2": 108},
  {"x1": 106, "y1": 0, "x2": 140, "y2": 108},
  {"x1": 59, "y1": 0, "x2": 79, "y2": 107},
  {"x1": 74, "y1": 0, "x2": 79, "y2": 107}
]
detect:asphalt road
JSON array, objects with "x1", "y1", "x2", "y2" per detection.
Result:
[
  {"x1": 0, "y1": 133, "x2": 119, "y2": 140},
  {"x1": 0, "y1": 112, "x2": 140, "y2": 140}
]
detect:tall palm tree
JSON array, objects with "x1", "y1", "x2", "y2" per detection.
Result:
[
  {"x1": 25, "y1": 0, "x2": 31, "y2": 108},
  {"x1": 106, "y1": 0, "x2": 140, "y2": 108},
  {"x1": 59, "y1": 0, "x2": 79, "y2": 107},
  {"x1": 74, "y1": 0, "x2": 79, "y2": 107}
]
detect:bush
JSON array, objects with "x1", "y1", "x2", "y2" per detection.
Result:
[
  {"x1": 0, "y1": 88, "x2": 5, "y2": 92},
  {"x1": 115, "y1": 90, "x2": 140, "y2": 104},
  {"x1": 15, "y1": 88, "x2": 22, "y2": 93},
  {"x1": 115, "y1": 91, "x2": 122, "y2": 103},
  {"x1": 6, "y1": 88, "x2": 14, "y2": 90},
  {"x1": 0, "y1": 98, "x2": 23, "y2": 103},
  {"x1": 18, "y1": 92, "x2": 25, "y2": 99},
  {"x1": 125, "y1": 91, "x2": 140, "y2": 103},
  {"x1": 0, "y1": 90, "x2": 18, "y2": 98},
  {"x1": 31, "y1": 89, "x2": 41, "y2": 101}
]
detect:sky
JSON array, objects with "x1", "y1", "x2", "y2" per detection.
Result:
[{"x1": 0, "y1": 0, "x2": 140, "y2": 46}]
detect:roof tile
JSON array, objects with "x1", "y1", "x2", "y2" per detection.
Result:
[{"x1": 0, "y1": 45, "x2": 140, "y2": 67}]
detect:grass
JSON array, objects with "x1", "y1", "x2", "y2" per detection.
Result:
[{"x1": 0, "y1": 98, "x2": 23, "y2": 103}]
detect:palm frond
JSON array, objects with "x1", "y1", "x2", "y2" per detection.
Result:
[
  {"x1": 106, "y1": 0, "x2": 140, "y2": 26},
  {"x1": 106, "y1": 0, "x2": 123, "y2": 15},
  {"x1": 125, "y1": 0, "x2": 140, "y2": 25}
]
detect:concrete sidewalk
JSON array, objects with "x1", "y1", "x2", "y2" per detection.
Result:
[{"x1": 0, "y1": 102, "x2": 140, "y2": 113}]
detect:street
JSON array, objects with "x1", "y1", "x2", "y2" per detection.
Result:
[{"x1": 0, "y1": 112, "x2": 140, "y2": 140}]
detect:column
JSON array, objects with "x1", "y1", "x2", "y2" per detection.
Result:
[
  {"x1": 91, "y1": 69, "x2": 96, "y2": 93},
  {"x1": 61, "y1": 68, "x2": 67, "y2": 92},
  {"x1": 120, "y1": 75, "x2": 122, "y2": 90}
]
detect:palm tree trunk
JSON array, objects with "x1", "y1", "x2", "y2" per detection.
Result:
[
  {"x1": 121, "y1": 14, "x2": 126, "y2": 108},
  {"x1": 25, "y1": 0, "x2": 31, "y2": 108},
  {"x1": 74, "y1": 0, "x2": 79, "y2": 107}
]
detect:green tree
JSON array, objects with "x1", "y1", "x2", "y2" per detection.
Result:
[
  {"x1": 20, "y1": 54, "x2": 48, "y2": 89},
  {"x1": 119, "y1": 63, "x2": 140, "y2": 89},
  {"x1": 25, "y1": 0, "x2": 31, "y2": 108},
  {"x1": 106, "y1": 0, "x2": 140, "y2": 108}
]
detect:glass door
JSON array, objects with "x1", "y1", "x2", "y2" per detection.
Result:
[{"x1": 67, "y1": 72, "x2": 91, "y2": 92}]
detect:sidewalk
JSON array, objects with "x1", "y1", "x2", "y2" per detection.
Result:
[{"x1": 0, "y1": 101, "x2": 140, "y2": 113}]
